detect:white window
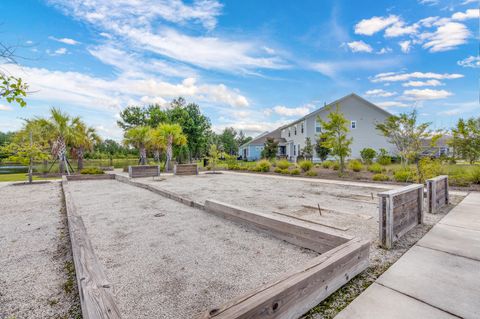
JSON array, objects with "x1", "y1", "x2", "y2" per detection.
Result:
[
  {"x1": 351, "y1": 121, "x2": 357, "y2": 129},
  {"x1": 288, "y1": 128, "x2": 291, "y2": 137},
  {"x1": 294, "y1": 125, "x2": 297, "y2": 135},
  {"x1": 293, "y1": 145, "x2": 296, "y2": 156},
  {"x1": 315, "y1": 121, "x2": 321, "y2": 133},
  {"x1": 301, "y1": 122, "x2": 304, "y2": 134}
]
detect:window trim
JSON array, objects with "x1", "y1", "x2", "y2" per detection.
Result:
[{"x1": 351, "y1": 120, "x2": 357, "y2": 129}]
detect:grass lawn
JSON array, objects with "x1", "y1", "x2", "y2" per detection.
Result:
[{"x1": 0, "y1": 173, "x2": 61, "y2": 182}]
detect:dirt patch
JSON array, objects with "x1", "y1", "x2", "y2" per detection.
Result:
[
  {"x1": 67, "y1": 180, "x2": 318, "y2": 318},
  {"x1": 0, "y1": 182, "x2": 80, "y2": 319}
]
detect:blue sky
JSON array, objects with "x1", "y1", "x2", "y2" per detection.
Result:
[{"x1": 0, "y1": 0, "x2": 478, "y2": 140}]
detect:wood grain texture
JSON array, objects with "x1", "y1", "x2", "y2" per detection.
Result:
[
  {"x1": 66, "y1": 174, "x2": 115, "y2": 181},
  {"x1": 128, "y1": 165, "x2": 160, "y2": 178},
  {"x1": 62, "y1": 177, "x2": 122, "y2": 319},
  {"x1": 205, "y1": 200, "x2": 350, "y2": 253},
  {"x1": 174, "y1": 164, "x2": 199, "y2": 175},
  {"x1": 198, "y1": 238, "x2": 370, "y2": 319},
  {"x1": 426, "y1": 176, "x2": 449, "y2": 214}
]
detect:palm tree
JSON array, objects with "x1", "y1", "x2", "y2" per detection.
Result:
[
  {"x1": 148, "y1": 127, "x2": 166, "y2": 163},
  {"x1": 156, "y1": 123, "x2": 187, "y2": 171},
  {"x1": 46, "y1": 108, "x2": 76, "y2": 174},
  {"x1": 124, "y1": 126, "x2": 151, "y2": 165},
  {"x1": 72, "y1": 118, "x2": 100, "y2": 170}
]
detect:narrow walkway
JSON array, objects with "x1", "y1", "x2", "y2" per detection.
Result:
[{"x1": 336, "y1": 192, "x2": 480, "y2": 319}]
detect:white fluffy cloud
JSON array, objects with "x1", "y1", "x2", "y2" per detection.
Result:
[
  {"x1": 0, "y1": 104, "x2": 13, "y2": 111},
  {"x1": 376, "y1": 101, "x2": 410, "y2": 108},
  {"x1": 354, "y1": 15, "x2": 399, "y2": 35},
  {"x1": 402, "y1": 79, "x2": 443, "y2": 87},
  {"x1": 371, "y1": 71, "x2": 463, "y2": 82},
  {"x1": 458, "y1": 56, "x2": 480, "y2": 68},
  {"x1": 403, "y1": 89, "x2": 452, "y2": 100},
  {"x1": 422, "y1": 22, "x2": 470, "y2": 52},
  {"x1": 345, "y1": 41, "x2": 373, "y2": 53},
  {"x1": 399, "y1": 40, "x2": 412, "y2": 53},
  {"x1": 273, "y1": 105, "x2": 312, "y2": 117},
  {"x1": 385, "y1": 22, "x2": 418, "y2": 37},
  {"x1": 365, "y1": 89, "x2": 397, "y2": 97},
  {"x1": 49, "y1": 36, "x2": 80, "y2": 45},
  {"x1": 452, "y1": 9, "x2": 480, "y2": 21}
]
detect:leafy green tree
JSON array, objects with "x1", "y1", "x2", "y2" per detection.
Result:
[
  {"x1": 124, "y1": 126, "x2": 151, "y2": 165},
  {"x1": 302, "y1": 137, "x2": 314, "y2": 159},
  {"x1": 208, "y1": 144, "x2": 220, "y2": 172},
  {"x1": 155, "y1": 123, "x2": 187, "y2": 171},
  {"x1": 1, "y1": 42, "x2": 29, "y2": 107},
  {"x1": 236, "y1": 130, "x2": 252, "y2": 147},
  {"x1": 318, "y1": 105, "x2": 352, "y2": 175},
  {"x1": 360, "y1": 148, "x2": 377, "y2": 164},
  {"x1": 219, "y1": 127, "x2": 238, "y2": 155},
  {"x1": 262, "y1": 137, "x2": 279, "y2": 160},
  {"x1": 117, "y1": 106, "x2": 149, "y2": 130},
  {"x1": 72, "y1": 119, "x2": 101, "y2": 170},
  {"x1": 180, "y1": 102, "x2": 211, "y2": 159},
  {"x1": 148, "y1": 127, "x2": 166, "y2": 163},
  {"x1": 0, "y1": 131, "x2": 14, "y2": 147},
  {"x1": 451, "y1": 117, "x2": 480, "y2": 164},
  {"x1": 314, "y1": 137, "x2": 330, "y2": 162}
]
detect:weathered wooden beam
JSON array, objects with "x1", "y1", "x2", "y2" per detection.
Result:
[
  {"x1": 62, "y1": 177, "x2": 122, "y2": 319},
  {"x1": 378, "y1": 184, "x2": 424, "y2": 249},
  {"x1": 128, "y1": 165, "x2": 160, "y2": 178},
  {"x1": 198, "y1": 238, "x2": 370, "y2": 319},
  {"x1": 66, "y1": 174, "x2": 115, "y2": 181},
  {"x1": 426, "y1": 175, "x2": 449, "y2": 214},
  {"x1": 174, "y1": 164, "x2": 199, "y2": 175},
  {"x1": 271, "y1": 210, "x2": 349, "y2": 231},
  {"x1": 205, "y1": 200, "x2": 350, "y2": 253}
]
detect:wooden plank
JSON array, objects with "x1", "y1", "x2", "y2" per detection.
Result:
[
  {"x1": 66, "y1": 174, "x2": 115, "y2": 181},
  {"x1": 205, "y1": 200, "x2": 350, "y2": 253},
  {"x1": 198, "y1": 238, "x2": 370, "y2": 319},
  {"x1": 174, "y1": 164, "x2": 198, "y2": 175},
  {"x1": 128, "y1": 165, "x2": 160, "y2": 178},
  {"x1": 426, "y1": 176, "x2": 449, "y2": 214},
  {"x1": 271, "y1": 211, "x2": 349, "y2": 231},
  {"x1": 62, "y1": 177, "x2": 122, "y2": 319},
  {"x1": 301, "y1": 205, "x2": 372, "y2": 220}
]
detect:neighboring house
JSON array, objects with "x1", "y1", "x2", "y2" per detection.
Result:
[
  {"x1": 238, "y1": 127, "x2": 287, "y2": 161},
  {"x1": 239, "y1": 93, "x2": 395, "y2": 162},
  {"x1": 421, "y1": 135, "x2": 452, "y2": 157}
]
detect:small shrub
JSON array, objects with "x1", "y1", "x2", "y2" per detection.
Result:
[
  {"x1": 469, "y1": 166, "x2": 480, "y2": 184},
  {"x1": 274, "y1": 167, "x2": 283, "y2": 173},
  {"x1": 448, "y1": 166, "x2": 472, "y2": 187},
  {"x1": 418, "y1": 158, "x2": 443, "y2": 182},
  {"x1": 322, "y1": 160, "x2": 333, "y2": 169},
  {"x1": 290, "y1": 168, "x2": 301, "y2": 175},
  {"x1": 368, "y1": 163, "x2": 383, "y2": 174},
  {"x1": 372, "y1": 173, "x2": 389, "y2": 181},
  {"x1": 360, "y1": 148, "x2": 377, "y2": 164},
  {"x1": 276, "y1": 159, "x2": 291, "y2": 170},
  {"x1": 332, "y1": 162, "x2": 340, "y2": 170},
  {"x1": 280, "y1": 168, "x2": 290, "y2": 174},
  {"x1": 255, "y1": 159, "x2": 271, "y2": 172},
  {"x1": 298, "y1": 160, "x2": 314, "y2": 172},
  {"x1": 393, "y1": 168, "x2": 416, "y2": 182},
  {"x1": 348, "y1": 159, "x2": 363, "y2": 172},
  {"x1": 305, "y1": 170, "x2": 317, "y2": 177},
  {"x1": 80, "y1": 167, "x2": 104, "y2": 175},
  {"x1": 377, "y1": 148, "x2": 392, "y2": 166},
  {"x1": 227, "y1": 163, "x2": 241, "y2": 170}
]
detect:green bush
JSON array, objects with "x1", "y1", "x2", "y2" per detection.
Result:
[
  {"x1": 255, "y1": 159, "x2": 271, "y2": 172},
  {"x1": 372, "y1": 173, "x2": 389, "y2": 181},
  {"x1": 469, "y1": 166, "x2": 480, "y2": 184},
  {"x1": 368, "y1": 163, "x2": 383, "y2": 174},
  {"x1": 305, "y1": 170, "x2": 317, "y2": 177},
  {"x1": 290, "y1": 168, "x2": 301, "y2": 175},
  {"x1": 227, "y1": 163, "x2": 241, "y2": 170},
  {"x1": 298, "y1": 160, "x2": 314, "y2": 172},
  {"x1": 377, "y1": 148, "x2": 392, "y2": 166},
  {"x1": 360, "y1": 148, "x2": 377, "y2": 164},
  {"x1": 274, "y1": 167, "x2": 283, "y2": 173},
  {"x1": 332, "y1": 162, "x2": 340, "y2": 170},
  {"x1": 276, "y1": 159, "x2": 291, "y2": 170},
  {"x1": 393, "y1": 168, "x2": 416, "y2": 182},
  {"x1": 280, "y1": 168, "x2": 290, "y2": 174},
  {"x1": 418, "y1": 158, "x2": 443, "y2": 182},
  {"x1": 348, "y1": 159, "x2": 363, "y2": 172},
  {"x1": 322, "y1": 160, "x2": 333, "y2": 169},
  {"x1": 448, "y1": 166, "x2": 472, "y2": 186},
  {"x1": 80, "y1": 167, "x2": 104, "y2": 175}
]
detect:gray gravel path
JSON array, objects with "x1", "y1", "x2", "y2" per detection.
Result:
[
  {"x1": 68, "y1": 180, "x2": 318, "y2": 319},
  {"x1": 0, "y1": 182, "x2": 80, "y2": 319}
]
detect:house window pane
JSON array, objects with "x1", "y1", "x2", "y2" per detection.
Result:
[
  {"x1": 316, "y1": 121, "x2": 321, "y2": 133},
  {"x1": 351, "y1": 121, "x2": 356, "y2": 129},
  {"x1": 301, "y1": 122, "x2": 304, "y2": 134}
]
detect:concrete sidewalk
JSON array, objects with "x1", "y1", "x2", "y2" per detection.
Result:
[{"x1": 336, "y1": 192, "x2": 480, "y2": 319}]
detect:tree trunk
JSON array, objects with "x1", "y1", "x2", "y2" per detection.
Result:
[
  {"x1": 77, "y1": 147, "x2": 84, "y2": 171},
  {"x1": 166, "y1": 135, "x2": 173, "y2": 172},
  {"x1": 139, "y1": 145, "x2": 147, "y2": 165},
  {"x1": 154, "y1": 149, "x2": 160, "y2": 162},
  {"x1": 59, "y1": 155, "x2": 65, "y2": 174}
]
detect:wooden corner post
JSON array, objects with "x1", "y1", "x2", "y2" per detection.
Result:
[{"x1": 426, "y1": 175, "x2": 449, "y2": 214}]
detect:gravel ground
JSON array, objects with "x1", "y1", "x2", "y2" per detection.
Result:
[
  {"x1": 130, "y1": 172, "x2": 465, "y2": 318},
  {"x1": 0, "y1": 182, "x2": 81, "y2": 319},
  {"x1": 67, "y1": 180, "x2": 318, "y2": 319}
]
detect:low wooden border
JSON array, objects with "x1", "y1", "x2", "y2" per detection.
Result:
[
  {"x1": 174, "y1": 163, "x2": 199, "y2": 175},
  {"x1": 128, "y1": 165, "x2": 160, "y2": 178},
  {"x1": 378, "y1": 184, "x2": 424, "y2": 249},
  {"x1": 199, "y1": 238, "x2": 369, "y2": 319},
  {"x1": 66, "y1": 174, "x2": 115, "y2": 181},
  {"x1": 426, "y1": 175, "x2": 449, "y2": 214},
  {"x1": 61, "y1": 177, "x2": 122, "y2": 319}
]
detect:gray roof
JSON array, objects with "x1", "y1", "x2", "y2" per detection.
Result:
[{"x1": 239, "y1": 125, "x2": 287, "y2": 148}]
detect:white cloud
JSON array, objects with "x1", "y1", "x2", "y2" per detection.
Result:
[
  {"x1": 402, "y1": 79, "x2": 444, "y2": 87},
  {"x1": 345, "y1": 40, "x2": 373, "y2": 53},
  {"x1": 273, "y1": 105, "x2": 312, "y2": 117},
  {"x1": 0, "y1": 104, "x2": 13, "y2": 111},
  {"x1": 403, "y1": 89, "x2": 452, "y2": 100},
  {"x1": 422, "y1": 22, "x2": 470, "y2": 52},
  {"x1": 461, "y1": 0, "x2": 477, "y2": 5},
  {"x1": 371, "y1": 71, "x2": 463, "y2": 82},
  {"x1": 376, "y1": 101, "x2": 410, "y2": 108},
  {"x1": 457, "y1": 56, "x2": 480, "y2": 68},
  {"x1": 365, "y1": 89, "x2": 397, "y2": 97},
  {"x1": 438, "y1": 100, "x2": 480, "y2": 116},
  {"x1": 354, "y1": 15, "x2": 400, "y2": 35},
  {"x1": 1, "y1": 63, "x2": 250, "y2": 110},
  {"x1": 418, "y1": 0, "x2": 439, "y2": 5},
  {"x1": 377, "y1": 47, "x2": 392, "y2": 54},
  {"x1": 310, "y1": 58, "x2": 399, "y2": 78},
  {"x1": 452, "y1": 9, "x2": 480, "y2": 21},
  {"x1": 399, "y1": 40, "x2": 412, "y2": 53},
  {"x1": 385, "y1": 22, "x2": 419, "y2": 37},
  {"x1": 49, "y1": 36, "x2": 80, "y2": 45},
  {"x1": 55, "y1": 48, "x2": 67, "y2": 55}
]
